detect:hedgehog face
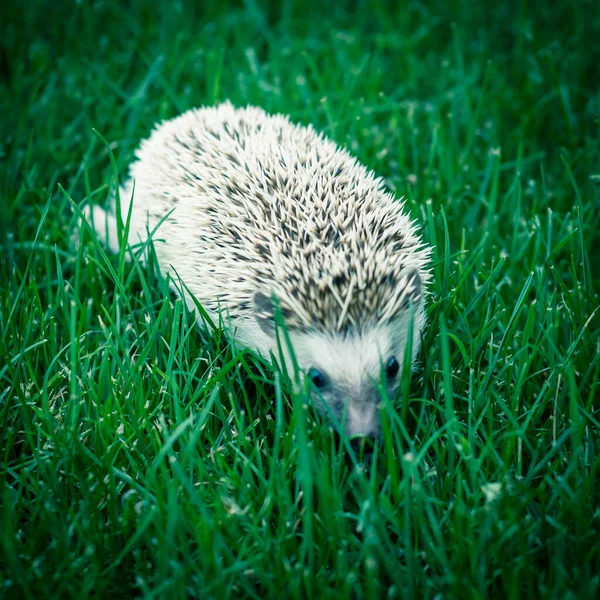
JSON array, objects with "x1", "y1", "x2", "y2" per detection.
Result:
[
  {"x1": 253, "y1": 290, "x2": 425, "y2": 440},
  {"x1": 286, "y1": 310, "x2": 424, "y2": 440}
]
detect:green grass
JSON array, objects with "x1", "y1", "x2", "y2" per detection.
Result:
[{"x1": 1, "y1": 1, "x2": 599, "y2": 598}]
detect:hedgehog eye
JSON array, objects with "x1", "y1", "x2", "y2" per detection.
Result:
[
  {"x1": 385, "y1": 356, "x2": 400, "y2": 379},
  {"x1": 308, "y1": 368, "x2": 328, "y2": 389}
]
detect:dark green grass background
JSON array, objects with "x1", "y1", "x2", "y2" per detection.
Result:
[{"x1": 1, "y1": 1, "x2": 599, "y2": 598}]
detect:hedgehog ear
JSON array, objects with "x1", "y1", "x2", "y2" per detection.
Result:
[
  {"x1": 398, "y1": 268, "x2": 422, "y2": 311},
  {"x1": 254, "y1": 291, "x2": 277, "y2": 336}
]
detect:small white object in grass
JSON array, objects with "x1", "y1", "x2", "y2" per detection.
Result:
[
  {"x1": 481, "y1": 482, "x2": 502, "y2": 502},
  {"x1": 86, "y1": 102, "x2": 432, "y2": 441},
  {"x1": 403, "y1": 451, "x2": 415, "y2": 463}
]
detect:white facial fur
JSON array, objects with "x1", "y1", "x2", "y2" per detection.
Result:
[
  {"x1": 289, "y1": 308, "x2": 424, "y2": 438},
  {"x1": 235, "y1": 302, "x2": 425, "y2": 439}
]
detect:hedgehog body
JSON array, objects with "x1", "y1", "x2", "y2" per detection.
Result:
[{"x1": 89, "y1": 102, "x2": 432, "y2": 438}]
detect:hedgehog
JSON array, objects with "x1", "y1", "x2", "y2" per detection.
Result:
[{"x1": 86, "y1": 102, "x2": 432, "y2": 441}]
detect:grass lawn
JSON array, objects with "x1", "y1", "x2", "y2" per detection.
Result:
[{"x1": 1, "y1": 1, "x2": 599, "y2": 598}]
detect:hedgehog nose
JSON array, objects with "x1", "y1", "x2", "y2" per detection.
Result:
[{"x1": 346, "y1": 403, "x2": 380, "y2": 441}]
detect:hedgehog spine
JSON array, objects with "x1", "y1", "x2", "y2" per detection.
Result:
[{"x1": 89, "y1": 101, "x2": 432, "y2": 438}]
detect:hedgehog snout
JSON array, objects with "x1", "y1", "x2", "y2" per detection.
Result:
[{"x1": 345, "y1": 402, "x2": 381, "y2": 439}]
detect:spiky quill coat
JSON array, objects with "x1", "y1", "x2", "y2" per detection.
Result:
[{"x1": 93, "y1": 102, "x2": 430, "y2": 333}]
